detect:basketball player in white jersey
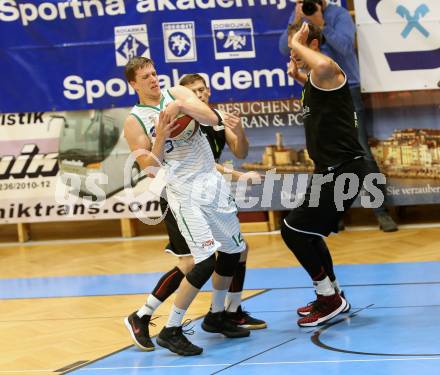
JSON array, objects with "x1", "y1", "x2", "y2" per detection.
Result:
[
  {"x1": 124, "y1": 73, "x2": 266, "y2": 355},
  {"x1": 123, "y1": 57, "x2": 249, "y2": 356}
]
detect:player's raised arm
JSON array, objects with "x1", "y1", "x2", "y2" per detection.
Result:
[
  {"x1": 167, "y1": 85, "x2": 224, "y2": 127},
  {"x1": 289, "y1": 22, "x2": 344, "y2": 89}
]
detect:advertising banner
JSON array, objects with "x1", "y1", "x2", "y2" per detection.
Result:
[
  {"x1": 354, "y1": 0, "x2": 440, "y2": 92},
  {"x1": 220, "y1": 90, "x2": 440, "y2": 208},
  {"x1": 0, "y1": 0, "x2": 349, "y2": 114},
  {"x1": 0, "y1": 0, "x2": 297, "y2": 113},
  {"x1": 0, "y1": 109, "x2": 163, "y2": 224}
]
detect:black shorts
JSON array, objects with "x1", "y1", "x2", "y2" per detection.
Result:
[
  {"x1": 284, "y1": 157, "x2": 368, "y2": 237},
  {"x1": 160, "y1": 197, "x2": 191, "y2": 257}
]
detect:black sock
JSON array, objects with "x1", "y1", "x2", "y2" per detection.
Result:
[
  {"x1": 229, "y1": 261, "x2": 246, "y2": 293},
  {"x1": 152, "y1": 266, "x2": 184, "y2": 302},
  {"x1": 314, "y1": 238, "x2": 336, "y2": 281}
]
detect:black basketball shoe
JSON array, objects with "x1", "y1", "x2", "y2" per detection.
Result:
[
  {"x1": 124, "y1": 311, "x2": 155, "y2": 351},
  {"x1": 225, "y1": 306, "x2": 267, "y2": 330},
  {"x1": 202, "y1": 311, "x2": 250, "y2": 338},
  {"x1": 156, "y1": 322, "x2": 203, "y2": 356}
]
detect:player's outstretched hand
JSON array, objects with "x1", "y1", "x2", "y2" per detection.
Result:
[
  {"x1": 291, "y1": 21, "x2": 309, "y2": 46},
  {"x1": 223, "y1": 111, "x2": 241, "y2": 131},
  {"x1": 163, "y1": 100, "x2": 181, "y2": 121},
  {"x1": 155, "y1": 111, "x2": 179, "y2": 140}
]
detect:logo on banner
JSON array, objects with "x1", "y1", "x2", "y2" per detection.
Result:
[
  {"x1": 396, "y1": 4, "x2": 429, "y2": 38},
  {"x1": 114, "y1": 25, "x2": 150, "y2": 67},
  {"x1": 0, "y1": 144, "x2": 58, "y2": 180},
  {"x1": 162, "y1": 22, "x2": 197, "y2": 62},
  {"x1": 211, "y1": 19, "x2": 256, "y2": 60},
  {"x1": 366, "y1": 0, "x2": 439, "y2": 71}
]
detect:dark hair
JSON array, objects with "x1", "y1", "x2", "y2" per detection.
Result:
[
  {"x1": 302, "y1": 0, "x2": 323, "y2": 16},
  {"x1": 287, "y1": 22, "x2": 323, "y2": 47},
  {"x1": 124, "y1": 56, "x2": 155, "y2": 82},
  {"x1": 179, "y1": 73, "x2": 207, "y2": 87}
]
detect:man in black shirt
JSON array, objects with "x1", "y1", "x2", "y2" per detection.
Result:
[
  {"x1": 281, "y1": 23, "x2": 370, "y2": 327},
  {"x1": 125, "y1": 74, "x2": 266, "y2": 352}
]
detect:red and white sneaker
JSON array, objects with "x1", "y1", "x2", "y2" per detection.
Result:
[
  {"x1": 297, "y1": 293, "x2": 348, "y2": 327},
  {"x1": 297, "y1": 291, "x2": 350, "y2": 317}
]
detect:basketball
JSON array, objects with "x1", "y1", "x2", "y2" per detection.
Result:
[{"x1": 170, "y1": 114, "x2": 199, "y2": 141}]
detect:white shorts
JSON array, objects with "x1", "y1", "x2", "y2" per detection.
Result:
[{"x1": 167, "y1": 192, "x2": 246, "y2": 264}]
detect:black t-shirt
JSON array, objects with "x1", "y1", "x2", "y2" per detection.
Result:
[
  {"x1": 200, "y1": 125, "x2": 226, "y2": 162},
  {"x1": 302, "y1": 73, "x2": 365, "y2": 172}
]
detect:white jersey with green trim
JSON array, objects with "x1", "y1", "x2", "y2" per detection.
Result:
[{"x1": 129, "y1": 89, "x2": 221, "y2": 201}]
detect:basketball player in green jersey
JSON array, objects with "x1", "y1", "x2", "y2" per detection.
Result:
[{"x1": 123, "y1": 57, "x2": 251, "y2": 356}]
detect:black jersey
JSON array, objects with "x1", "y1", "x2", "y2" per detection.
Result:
[
  {"x1": 200, "y1": 125, "x2": 226, "y2": 162},
  {"x1": 302, "y1": 73, "x2": 364, "y2": 172}
]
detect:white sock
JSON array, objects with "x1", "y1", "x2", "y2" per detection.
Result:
[
  {"x1": 166, "y1": 305, "x2": 187, "y2": 327},
  {"x1": 211, "y1": 289, "x2": 228, "y2": 313},
  {"x1": 225, "y1": 292, "x2": 242, "y2": 312},
  {"x1": 137, "y1": 295, "x2": 162, "y2": 318},
  {"x1": 313, "y1": 276, "x2": 335, "y2": 296},
  {"x1": 332, "y1": 279, "x2": 342, "y2": 294}
]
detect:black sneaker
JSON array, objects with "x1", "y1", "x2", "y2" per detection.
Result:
[
  {"x1": 225, "y1": 306, "x2": 267, "y2": 330},
  {"x1": 156, "y1": 323, "x2": 203, "y2": 356},
  {"x1": 202, "y1": 311, "x2": 250, "y2": 338},
  {"x1": 124, "y1": 311, "x2": 155, "y2": 351}
]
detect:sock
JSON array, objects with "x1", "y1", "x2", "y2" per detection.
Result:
[
  {"x1": 226, "y1": 261, "x2": 246, "y2": 312},
  {"x1": 332, "y1": 279, "x2": 342, "y2": 294},
  {"x1": 225, "y1": 292, "x2": 242, "y2": 313},
  {"x1": 166, "y1": 305, "x2": 187, "y2": 327},
  {"x1": 152, "y1": 266, "x2": 185, "y2": 302},
  {"x1": 137, "y1": 294, "x2": 162, "y2": 318},
  {"x1": 312, "y1": 266, "x2": 326, "y2": 282},
  {"x1": 314, "y1": 238, "x2": 336, "y2": 281},
  {"x1": 313, "y1": 276, "x2": 335, "y2": 296},
  {"x1": 229, "y1": 261, "x2": 246, "y2": 292},
  {"x1": 211, "y1": 289, "x2": 228, "y2": 313}
]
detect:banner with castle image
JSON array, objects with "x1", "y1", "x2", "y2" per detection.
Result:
[{"x1": 217, "y1": 89, "x2": 440, "y2": 209}]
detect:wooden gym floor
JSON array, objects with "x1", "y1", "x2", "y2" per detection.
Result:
[{"x1": 1, "y1": 208, "x2": 440, "y2": 374}]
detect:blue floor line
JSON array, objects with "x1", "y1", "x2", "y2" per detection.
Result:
[{"x1": 2, "y1": 261, "x2": 440, "y2": 299}]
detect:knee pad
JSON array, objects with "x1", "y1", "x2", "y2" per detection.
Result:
[
  {"x1": 185, "y1": 253, "x2": 216, "y2": 289},
  {"x1": 215, "y1": 251, "x2": 241, "y2": 277}
]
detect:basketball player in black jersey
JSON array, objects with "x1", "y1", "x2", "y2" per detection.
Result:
[
  {"x1": 281, "y1": 22, "x2": 370, "y2": 327},
  {"x1": 125, "y1": 74, "x2": 266, "y2": 351}
]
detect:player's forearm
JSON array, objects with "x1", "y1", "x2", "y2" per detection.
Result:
[
  {"x1": 294, "y1": 70, "x2": 308, "y2": 85},
  {"x1": 290, "y1": 40, "x2": 337, "y2": 80},
  {"x1": 176, "y1": 98, "x2": 218, "y2": 126},
  {"x1": 137, "y1": 137, "x2": 166, "y2": 174},
  {"x1": 230, "y1": 133, "x2": 249, "y2": 159}
]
